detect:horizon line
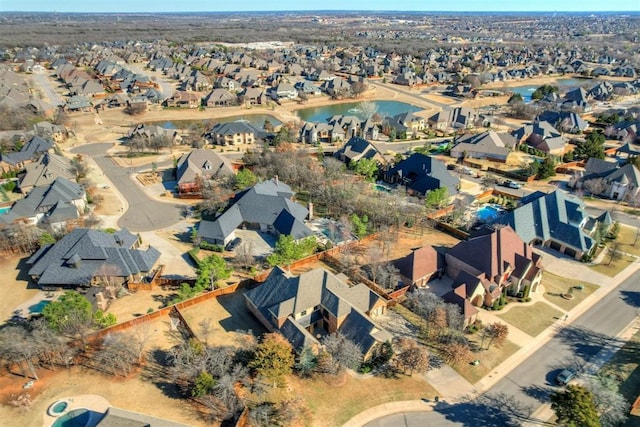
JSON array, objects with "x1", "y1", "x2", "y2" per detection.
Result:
[{"x1": 1, "y1": 9, "x2": 639, "y2": 13}]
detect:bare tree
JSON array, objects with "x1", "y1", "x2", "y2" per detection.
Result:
[
  {"x1": 483, "y1": 322, "x2": 509, "y2": 349},
  {"x1": 235, "y1": 241, "x2": 255, "y2": 271},
  {"x1": 395, "y1": 338, "x2": 429, "y2": 375},
  {"x1": 322, "y1": 332, "x2": 363, "y2": 374},
  {"x1": 583, "y1": 178, "x2": 607, "y2": 197},
  {"x1": 439, "y1": 341, "x2": 472, "y2": 365}
]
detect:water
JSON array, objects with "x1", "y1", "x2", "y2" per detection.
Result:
[
  {"x1": 0, "y1": 206, "x2": 10, "y2": 215},
  {"x1": 29, "y1": 300, "x2": 51, "y2": 314},
  {"x1": 52, "y1": 408, "x2": 91, "y2": 427},
  {"x1": 510, "y1": 78, "x2": 590, "y2": 103},
  {"x1": 296, "y1": 100, "x2": 421, "y2": 122},
  {"x1": 155, "y1": 113, "x2": 281, "y2": 130},
  {"x1": 51, "y1": 401, "x2": 68, "y2": 414},
  {"x1": 476, "y1": 204, "x2": 505, "y2": 222},
  {"x1": 374, "y1": 184, "x2": 392, "y2": 192}
]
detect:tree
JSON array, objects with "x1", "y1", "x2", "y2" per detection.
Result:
[
  {"x1": 70, "y1": 155, "x2": 89, "y2": 180},
  {"x1": 425, "y1": 187, "x2": 449, "y2": 209},
  {"x1": 192, "y1": 371, "x2": 216, "y2": 397},
  {"x1": 537, "y1": 156, "x2": 556, "y2": 180},
  {"x1": 507, "y1": 93, "x2": 523, "y2": 104},
  {"x1": 249, "y1": 332, "x2": 294, "y2": 386},
  {"x1": 266, "y1": 235, "x2": 317, "y2": 267},
  {"x1": 395, "y1": 339, "x2": 429, "y2": 375},
  {"x1": 583, "y1": 375, "x2": 628, "y2": 427},
  {"x1": 322, "y1": 332, "x2": 363, "y2": 374},
  {"x1": 351, "y1": 81, "x2": 367, "y2": 97},
  {"x1": 195, "y1": 254, "x2": 232, "y2": 291},
  {"x1": 483, "y1": 322, "x2": 509, "y2": 349},
  {"x1": 295, "y1": 346, "x2": 318, "y2": 378},
  {"x1": 584, "y1": 178, "x2": 607, "y2": 197},
  {"x1": 349, "y1": 213, "x2": 369, "y2": 238},
  {"x1": 351, "y1": 158, "x2": 379, "y2": 181},
  {"x1": 550, "y1": 384, "x2": 600, "y2": 427},
  {"x1": 532, "y1": 84, "x2": 559, "y2": 100},
  {"x1": 234, "y1": 168, "x2": 258, "y2": 190},
  {"x1": 574, "y1": 132, "x2": 605, "y2": 160},
  {"x1": 440, "y1": 341, "x2": 472, "y2": 365},
  {"x1": 42, "y1": 291, "x2": 93, "y2": 334}
]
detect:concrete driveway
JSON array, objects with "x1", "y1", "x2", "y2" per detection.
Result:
[{"x1": 72, "y1": 143, "x2": 184, "y2": 232}]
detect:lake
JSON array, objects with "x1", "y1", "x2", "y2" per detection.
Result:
[
  {"x1": 296, "y1": 100, "x2": 422, "y2": 122},
  {"x1": 155, "y1": 113, "x2": 281, "y2": 130},
  {"x1": 510, "y1": 78, "x2": 591, "y2": 103}
]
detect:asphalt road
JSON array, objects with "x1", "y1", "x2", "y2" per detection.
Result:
[
  {"x1": 367, "y1": 269, "x2": 640, "y2": 426},
  {"x1": 31, "y1": 70, "x2": 64, "y2": 106},
  {"x1": 72, "y1": 143, "x2": 184, "y2": 232}
]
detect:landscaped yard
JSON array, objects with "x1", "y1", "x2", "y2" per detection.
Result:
[
  {"x1": 616, "y1": 225, "x2": 640, "y2": 258},
  {"x1": 600, "y1": 328, "x2": 640, "y2": 427},
  {"x1": 590, "y1": 249, "x2": 637, "y2": 277},
  {"x1": 453, "y1": 338, "x2": 520, "y2": 384},
  {"x1": 541, "y1": 272, "x2": 598, "y2": 311},
  {"x1": 289, "y1": 372, "x2": 437, "y2": 427},
  {"x1": 497, "y1": 302, "x2": 563, "y2": 337}
]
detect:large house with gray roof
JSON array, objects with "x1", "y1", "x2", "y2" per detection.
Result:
[
  {"x1": 18, "y1": 152, "x2": 75, "y2": 194},
  {"x1": 175, "y1": 149, "x2": 235, "y2": 196},
  {"x1": 450, "y1": 131, "x2": 514, "y2": 163},
  {"x1": 0, "y1": 177, "x2": 86, "y2": 232},
  {"x1": 575, "y1": 159, "x2": 640, "y2": 202},
  {"x1": 384, "y1": 153, "x2": 459, "y2": 197},
  {"x1": 197, "y1": 178, "x2": 313, "y2": 246},
  {"x1": 27, "y1": 228, "x2": 160, "y2": 289},
  {"x1": 0, "y1": 135, "x2": 54, "y2": 171},
  {"x1": 203, "y1": 121, "x2": 265, "y2": 146},
  {"x1": 488, "y1": 190, "x2": 612, "y2": 259},
  {"x1": 245, "y1": 267, "x2": 391, "y2": 358},
  {"x1": 512, "y1": 121, "x2": 567, "y2": 155}
]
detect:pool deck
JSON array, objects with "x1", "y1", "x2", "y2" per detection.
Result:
[
  {"x1": 43, "y1": 395, "x2": 111, "y2": 427},
  {"x1": 12, "y1": 291, "x2": 62, "y2": 320}
]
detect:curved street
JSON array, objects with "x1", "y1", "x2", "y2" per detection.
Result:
[{"x1": 72, "y1": 142, "x2": 184, "y2": 232}]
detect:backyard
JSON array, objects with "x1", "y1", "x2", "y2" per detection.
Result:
[{"x1": 497, "y1": 302, "x2": 564, "y2": 337}]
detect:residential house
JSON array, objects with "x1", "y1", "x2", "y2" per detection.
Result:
[
  {"x1": 299, "y1": 122, "x2": 337, "y2": 144},
  {"x1": 175, "y1": 149, "x2": 235, "y2": 195},
  {"x1": 203, "y1": 121, "x2": 263, "y2": 146},
  {"x1": 294, "y1": 81, "x2": 321, "y2": 96},
  {"x1": 239, "y1": 87, "x2": 267, "y2": 106},
  {"x1": 202, "y1": 89, "x2": 238, "y2": 107},
  {"x1": 441, "y1": 282, "x2": 480, "y2": 328},
  {"x1": 394, "y1": 112, "x2": 425, "y2": 137},
  {"x1": 535, "y1": 111, "x2": 589, "y2": 134},
  {"x1": 446, "y1": 225, "x2": 543, "y2": 307},
  {"x1": 197, "y1": 177, "x2": 313, "y2": 246},
  {"x1": 0, "y1": 135, "x2": 53, "y2": 170},
  {"x1": 488, "y1": 190, "x2": 612, "y2": 259},
  {"x1": 269, "y1": 83, "x2": 298, "y2": 100},
  {"x1": 576, "y1": 158, "x2": 640, "y2": 202},
  {"x1": 321, "y1": 77, "x2": 352, "y2": 97},
  {"x1": 394, "y1": 246, "x2": 443, "y2": 288},
  {"x1": 0, "y1": 177, "x2": 86, "y2": 232},
  {"x1": 384, "y1": 153, "x2": 459, "y2": 197},
  {"x1": 244, "y1": 267, "x2": 391, "y2": 358},
  {"x1": 33, "y1": 122, "x2": 67, "y2": 142},
  {"x1": 26, "y1": 228, "x2": 160, "y2": 289},
  {"x1": 428, "y1": 107, "x2": 476, "y2": 131},
  {"x1": 333, "y1": 137, "x2": 385, "y2": 166},
  {"x1": 18, "y1": 152, "x2": 75, "y2": 194},
  {"x1": 126, "y1": 124, "x2": 182, "y2": 145},
  {"x1": 164, "y1": 91, "x2": 201, "y2": 108},
  {"x1": 65, "y1": 96, "x2": 92, "y2": 112},
  {"x1": 450, "y1": 131, "x2": 515, "y2": 163},
  {"x1": 512, "y1": 121, "x2": 567, "y2": 155}
]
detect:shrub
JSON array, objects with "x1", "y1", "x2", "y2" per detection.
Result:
[{"x1": 199, "y1": 241, "x2": 224, "y2": 252}]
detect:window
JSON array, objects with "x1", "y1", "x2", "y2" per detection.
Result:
[{"x1": 299, "y1": 309, "x2": 307, "y2": 317}]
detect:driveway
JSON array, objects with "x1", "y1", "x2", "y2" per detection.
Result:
[
  {"x1": 72, "y1": 143, "x2": 184, "y2": 232},
  {"x1": 31, "y1": 70, "x2": 64, "y2": 106}
]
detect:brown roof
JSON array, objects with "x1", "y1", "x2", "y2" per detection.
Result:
[
  {"x1": 443, "y1": 284, "x2": 479, "y2": 320},
  {"x1": 447, "y1": 225, "x2": 539, "y2": 282},
  {"x1": 394, "y1": 246, "x2": 440, "y2": 282}
]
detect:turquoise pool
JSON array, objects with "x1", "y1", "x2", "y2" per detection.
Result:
[
  {"x1": 0, "y1": 206, "x2": 10, "y2": 215},
  {"x1": 52, "y1": 408, "x2": 91, "y2": 427},
  {"x1": 476, "y1": 204, "x2": 505, "y2": 222},
  {"x1": 29, "y1": 300, "x2": 51, "y2": 314}
]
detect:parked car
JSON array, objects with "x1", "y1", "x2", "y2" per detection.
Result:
[
  {"x1": 502, "y1": 179, "x2": 522, "y2": 189},
  {"x1": 225, "y1": 237, "x2": 242, "y2": 251},
  {"x1": 556, "y1": 368, "x2": 576, "y2": 386}
]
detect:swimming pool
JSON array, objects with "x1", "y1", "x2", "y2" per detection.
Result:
[
  {"x1": 29, "y1": 300, "x2": 51, "y2": 314},
  {"x1": 476, "y1": 204, "x2": 505, "y2": 222},
  {"x1": 52, "y1": 408, "x2": 91, "y2": 427},
  {"x1": 0, "y1": 206, "x2": 10, "y2": 215}
]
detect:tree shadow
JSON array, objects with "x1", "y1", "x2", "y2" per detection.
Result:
[
  {"x1": 554, "y1": 324, "x2": 624, "y2": 361},
  {"x1": 620, "y1": 290, "x2": 640, "y2": 309},
  {"x1": 521, "y1": 384, "x2": 552, "y2": 402},
  {"x1": 436, "y1": 392, "x2": 533, "y2": 427},
  {"x1": 140, "y1": 348, "x2": 183, "y2": 399}
]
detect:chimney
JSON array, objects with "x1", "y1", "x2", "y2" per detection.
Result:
[{"x1": 308, "y1": 202, "x2": 314, "y2": 220}]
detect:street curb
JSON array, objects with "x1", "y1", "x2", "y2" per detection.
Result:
[{"x1": 342, "y1": 400, "x2": 435, "y2": 427}]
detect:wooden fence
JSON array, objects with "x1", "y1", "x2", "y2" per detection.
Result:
[{"x1": 127, "y1": 265, "x2": 165, "y2": 291}]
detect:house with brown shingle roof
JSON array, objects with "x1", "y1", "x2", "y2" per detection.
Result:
[
  {"x1": 445, "y1": 225, "x2": 543, "y2": 307},
  {"x1": 394, "y1": 245, "x2": 444, "y2": 288}
]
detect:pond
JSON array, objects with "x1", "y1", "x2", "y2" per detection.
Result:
[
  {"x1": 296, "y1": 100, "x2": 422, "y2": 122},
  {"x1": 510, "y1": 78, "x2": 591, "y2": 103},
  {"x1": 154, "y1": 113, "x2": 281, "y2": 130}
]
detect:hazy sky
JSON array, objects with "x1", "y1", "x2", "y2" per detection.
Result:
[{"x1": 1, "y1": 0, "x2": 639, "y2": 12}]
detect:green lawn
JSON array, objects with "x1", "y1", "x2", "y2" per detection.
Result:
[
  {"x1": 453, "y1": 337, "x2": 520, "y2": 384},
  {"x1": 497, "y1": 302, "x2": 563, "y2": 337},
  {"x1": 541, "y1": 272, "x2": 598, "y2": 311},
  {"x1": 590, "y1": 250, "x2": 637, "y2": 277},
  {"x1": 617, "y1": 225, "x2": 640, "y2": 258},
  {"x1": 600, "y1": 329, "x2": 640, "y2": 426}
]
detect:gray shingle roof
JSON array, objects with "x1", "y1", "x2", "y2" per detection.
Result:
[
  {"x1": 0, "y1": 135, "x2": 53, "y2": 166},
  {"x1": 386, "y1": 153, "x2": 459, "y2": 196},
  {"x1": 175, "y1": 148, "x2": 234, "y2": 185},
  {"x1": 27, "y1": 228, "x2": 160, "y2": 287}
]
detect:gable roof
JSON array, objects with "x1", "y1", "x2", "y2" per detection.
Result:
[
  {"x1": 0, "y1": 135, "x2": 53, "y2": 166},
  {"x1": 18, "y1": 152, "x2": 75, "y2": 191},
  {"x1": 245, "y1": 267, "x2": 390, "y2": 353},
  {"x1": 175, "y1": 149, "x2": 234, "y2": 185},
  {"x1": 451, "y1": 131, "x2": 514, "y2": 159},
  {"x1": 198, "y1": 178, "x2": 312, "y2": 242},
  {"x1": 386, "y1": 153, "x2": 459, "y2": 195},
  {"x1": 333, "y1": 137, "x2": 383, "y2": 164},
  {"x1": 26, "y1": 228, "x2": 160, "y2": 286},
  {"x1": 394, "y1": 245, "x2": 441, "y2": 282}
]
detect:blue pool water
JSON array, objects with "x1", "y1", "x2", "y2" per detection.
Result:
[
  {"x1": 0, "y1": 206, "x2": 10, "y2": 215},
  {"x1": 52, "y1": 408, "x2": 91, "y2": 427},
  {"x1": 29, "y1": 300, "x2": 51, "y2": 314},
  {"x1": 374, "y1": 184, "x2": 392, "y2": 192},
  {"x1": 476, "y1": 205, "x2": 504, "y2": 222}
]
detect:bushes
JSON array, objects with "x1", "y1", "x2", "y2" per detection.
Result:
[{"x1": 199, "y1": 241, "x2": 223, "y2": 252}]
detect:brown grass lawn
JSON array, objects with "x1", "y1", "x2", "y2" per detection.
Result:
[
  {"x1": 616, "y1": 225, "x2": 640, "y2": 258},
  {"x1": 600, "y1": 328, "x2": 640, "y2": 427},
  {"x1": 497, "y1": 302, "x2": 563, "y2": 337},
  {"x1": 289, "y1": 373, "x2": 437, "y2": 427},
  {"x1": 542, "y1": 272, "x2": 598, "y2": 311},
  {"x1": 590, "y1": 250, "x2": 637, "y2": 277},
  {"x1": 453, "y1": 338, "x2": 520, "y2": 384}
]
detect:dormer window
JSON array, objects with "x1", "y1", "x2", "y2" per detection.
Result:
[{"x1": 203, "y1": 160, "x2": 212, "y2": 171}]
